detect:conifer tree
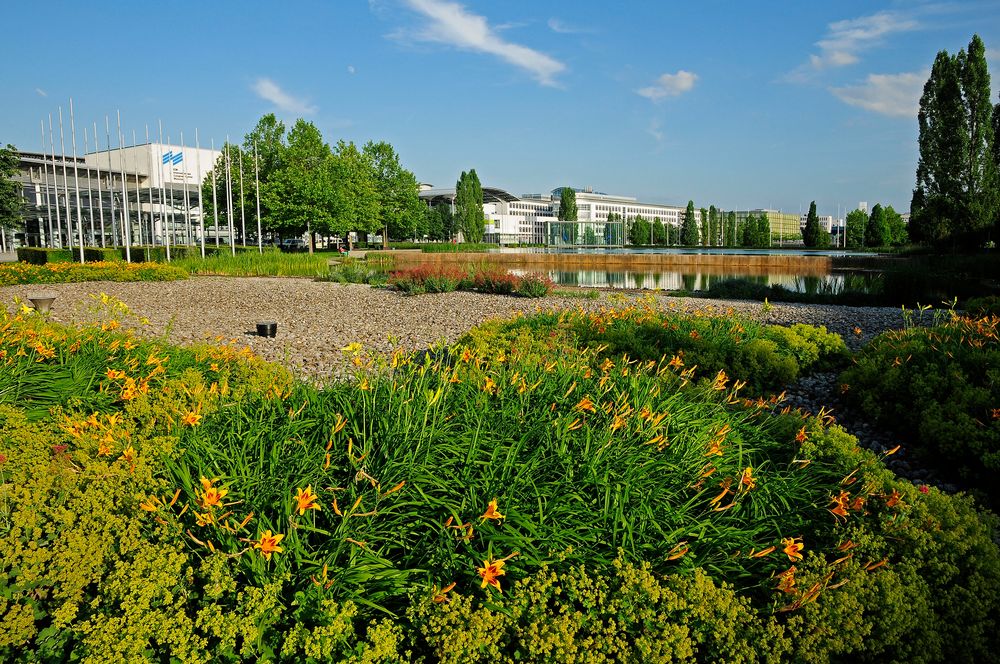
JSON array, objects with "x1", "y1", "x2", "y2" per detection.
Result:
[
  {"x1": 802, "y1": 200, "x2": 820, "y2": 248},
  {"x1": 682, "y1": 200, "x2": 699, "y2": 245}
]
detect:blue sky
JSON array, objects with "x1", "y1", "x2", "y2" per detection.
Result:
[{"x1": 2, "y1": 1, "x2": 998, "y2": 217}]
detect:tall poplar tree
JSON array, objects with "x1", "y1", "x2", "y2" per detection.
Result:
[
  {"x1": 912, "y1": 34, "x2": 996, "y2": 246},
  {"x1": 682, "y1": 200, "x2": 699, "y2": 245},
  {"x1": 0, "y1": 144, "x2": 22, "y2": 233},
  {"x1": 802, "y1": 200, "x2": 820, "y2": 248},
  {"x1": 865, "y1": 204, "x2": 890, "y2": 248},
  {"x1": 455, "y1": 169, "x2": 485, "y2": 243},
  {"x1": 558, "y1": 187, "x2": 578, "y2": 243}
]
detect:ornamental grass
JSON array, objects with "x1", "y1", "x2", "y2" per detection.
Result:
[
  {"x1": 0, "y1": 296, "x2": 998, "y2": 662},
  {"x1": 170, "y1": 247, "x2": 334, "y2": 277}
]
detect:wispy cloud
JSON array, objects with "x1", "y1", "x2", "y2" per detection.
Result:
[
  {"x1": 829, "y1": 71, "x2": 926, "y2": 118},
  {"x1": 395, "y1": 0, "x2": 566, "y2": 86},
  {"x1": 347, "y1": 65, "x2": 357, "y2": 75},
  {"x1": 646, "y1": 118, "x2": 664, "y2": 143},
  {"x1": 35, "y1": 88, "x2": 47, "y2": 97},
  {"x1": 251, "y1": 78, "x2": 317, "y2": 115},
  {"x1": 786, "y1": 10, "x2": 919, "y2": 82},
  {"x1": 636, "y1": 70, "x2": 697, "y2": 101},
  {"x1": 547, "y1": 17, "x2": 593, "y2": 34}
]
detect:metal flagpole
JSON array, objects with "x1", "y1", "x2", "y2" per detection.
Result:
[
  {"x1": 225, "y1": 136, "x2": 235, "y2": 256},
  {"x1": 48, "y1": 114, "x2": 62, "y2": 248},
  {"x1": 211, "y1": 138, "x2": 219, "y2": 247},
  {"x1": 116, "y1": 110, "x2": 132, "y2": 262},
  {"x1": 40, "y1": 120, "x2": 53, "y2": 247},
  {"x1": 58, "y1": 107, "x2": 71, "y2": 249},
  {"x1": 132, "y1": 129, "x2": 144, "y2": 248},
  {"x1": 237, "y1": 144, "x2": 246, "y2": 246},
  {"x1": 159, "y1": 120, "x2": 170, "y2": 259},
  {"x1": 180, "y1": 131, "x2": 191, "y2": 246},
  {"x1": 84, "y1": 126, "x2": 96, "y2": 246},
  {"x1": 195, "y1": 129, "x2": 205, "y2": 258},
  {"x1": 69, "y1": 99, "x2": 85, "y2": 263},
  {"x1": 106, "y1": 116, "x2": 118, "y2": 249},
  {"x1": 93, "y1": 122, "x2": 106, "y2": 247},
  {"x1": 254, "y1": 140, "x2": 262, "y2": 253}
]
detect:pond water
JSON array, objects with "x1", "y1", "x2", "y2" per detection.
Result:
[
  {"x1": 493, "y1": 247, "x2": 873, "y2": 258},
  {"x1": 510, "y1": 268, "x2": 885, "y2": 294}
]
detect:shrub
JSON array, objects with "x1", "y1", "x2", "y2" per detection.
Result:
[
  {"x1": 388, "y1": 264, "x2": 468, "y2": 294},
  {"x1": 83, "y1": 247, "x2": 123, "y2": 263},
  {"x1": 841, "y1": 313, "x2": 1000, "y2": 507},
  {"x1": 965, "y1": 295, "x2": 1000, "y2": 317},
  {"x1": 472, "y1": 266, "x2": 519, "y2": 295},
  {"x1": 327, "y1": 258, "x2": 388, "y2": 286},
  {"x1": 513, "y1": 272, "x2": 554, "y2": 298},
  {"x1": 15, "y1": 247, "x2": 75, "y2": 265},
  {"x1": 0, "y1": 261, "x2": 188, "y2": 285}
]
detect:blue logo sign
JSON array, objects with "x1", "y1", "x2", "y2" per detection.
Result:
[
  {"x1": 172, "y1": 152, "x2": 183, "y2": 165},
  {"x1": 162, "y1": 151, "x2": 173, "y2": 164}
]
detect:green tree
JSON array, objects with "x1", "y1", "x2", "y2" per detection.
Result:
[
  {"x1": 363, "y1": 141, "x2": 421, "y2": 245},
  {"x1": 628, "y1": 215, "x2": 651, "y2": 246},
  {"x1": 455, "y1": 170, "x2": 485, "y2": 243},
  {"x1": 604, "y1": 212, "x2": 623, "y2": 245},
  {"x1": 329, "y1": 140, "x2": 381, "y2": 246},
  {"x1": 707, "y1": 205, "x2": 719, "y2": 246},
  {"x1": 681, "y1": 200, "x2": 699, "y2": 245},
  {"x1": 699, "y1": 207, "x2": 709, "y2": 246},
  {"x1": 865, "y1": 203, "x2": 890, "y2": 247},
  {"x1": 652, "y1": 217, "x2": 666, "y2": 245},
  {"x1": 802, "y1": 200, "x2": 821, "y2": 248},
  {"x1": 884, "y1": 205, "x2": 907, "y2": 246},
  {"x1": 557, "y1": 187, "x2": 579, "y2": 244},
  {"x1": 725, "y1": 211, "x2": 737, "y2": 247},
  {"x1": 845, "y1": 209, "x2": 867, "y2": 249},
  {"x1": 261, "y1": 120, "x2": 333, "y2": 243},
  {"x1": 0, "y1": 144, "x2": 22, "y2": 233},
  {"x1": 583, "y1": 226, "x2": 598, "y2": 245},
  {"x1": 912, "y1": 35, "x2": 996, "y2": 246}
]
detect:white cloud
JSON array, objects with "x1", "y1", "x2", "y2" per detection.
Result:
[
  {"x1": 347, "y1": 65, "x2": 357, "y2": 75},
  {"x1": 35, "y1": 88, "x2": 47, "y2": 97},
  {"x1": 547, "y1": 17, "x2": 592, "y2": 34},
  {"x1": 647, "y1": 118, "x2": 664, "y2": 143},
  {"x1": 811, "y1": 11, "x2": 918, "y2": 70},
  {"x1": 398, "y1": 0, "x2": 566, "y2": 86},
  {"x1": 251, "y1": 78, "x2": 317, "y2": 115},
  {"x1": 636, "y1": 70, "x2": 697, "y2": 101},
  {"x1": 829, "y1": 71, "x2": 926, "y2": 118}
]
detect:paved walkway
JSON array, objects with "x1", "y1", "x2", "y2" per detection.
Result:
[{"x1": 0, "y1": 252, "x2": 15, "y2": 263}]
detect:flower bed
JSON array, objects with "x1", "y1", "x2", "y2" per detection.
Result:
[{"x1": 0, "y1": 260, "x2": 188, "y2": 285}]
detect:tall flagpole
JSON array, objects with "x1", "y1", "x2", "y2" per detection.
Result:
[
  {"x1": 225, "y1": 136, "x2": 235, "y2": 256},
  {"x1": 83, "y1": 126, "x2": 96, "y2": 246},
  {"x1": 168, "y1": 134, "x2": 177, "y2": 257},
  {"x1": 106, "y1": 116, "x2": 118, "y2": 249},
  {"x1": 58, "y1": 107, "x2": 71, "y2": 249},
  {"x1": 116, "y1": 110, "x2": 131, "y2": 262},
  {"x1": 195, "y1": 129, "x2": 205, "y2": 258},
  {"x1": 254, "y1": 139, "x2": 262, "y2": 254},
  {"x1": 132, "y1": 129, "x2": 144, "y2": 247},
  {"x1": 40, "y1": 120, "x2": 53, "y2": 247},
  {"x1": 93, "y1": 122, "x2": 106, "y2": 247},
  {"x1": 211, "y1": 138, "x2": 219, "y2": 248},
  {"x1": 180, "y1": 131, "x2": 191, "y2": 246},
  {"x1": 158, "y1": 120, "x2": 169, "y2": 259},
  {"x1": 237, "y1": 144, "x2": 246, "y2": 246},
  {"x1": 69, "y1": 99, "x2": 85, "y2": 263},
  {"x1": 146, "y1": 124, "x2": 153, "y2": 248},
  {"x1": 48, "y1": 114, "x2": 62, "y2": 249}
]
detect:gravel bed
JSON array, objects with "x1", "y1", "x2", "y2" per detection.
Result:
[{"x1": 2, "y1": 277, "x2": 905, "y2": 381}]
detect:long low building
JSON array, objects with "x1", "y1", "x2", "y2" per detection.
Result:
[{"x1": 420, "y1": 186, "x2": 701, "y2": 246}]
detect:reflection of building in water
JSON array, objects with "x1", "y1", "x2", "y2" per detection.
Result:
[{"x1": 511, "y1": 268, "x2": 854, "y2": 293}]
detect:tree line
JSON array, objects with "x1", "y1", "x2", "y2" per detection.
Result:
[{"x1": 201, "y1": 114, "x2": 425, "y2": 247}]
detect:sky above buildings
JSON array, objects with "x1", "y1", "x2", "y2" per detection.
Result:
[{"x1": 1, "y1": 1, "x2": 998, "y2": 217}]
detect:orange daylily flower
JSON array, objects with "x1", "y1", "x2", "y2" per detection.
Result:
[
  {"x1": 574, "y1": 396, "x2": 597, "y2": 414},
  {"x1": 885, "y1": 489, "x2": 902, "y2": 508},
  {"x1": 782, "y1": 537, "x2": 805, "y2": 562},
  {"x1": 775, "y1": 566, "x2": 797, "y2": 594},
  {"x1": 477, "y1": 552, "x2": 517, "y2": 593},
  {"x1": 199, "y1": 477, "x2": 229, "y2": 509},
  {"x1": 739, "y1": 466, "x2": 757, "y2": 491},
  {"x1": 667, "y1": 354, "x2": 684, "y2": 370},
  {"x1": 295, "y1": 485, "x2": 322, "y2": 516},
  {"x1": 795, "y1": 426, "x2": 808, "y2": 444},
  {"x1": 829, "y1": 490, "x2": 851, "y2": 520},
  {"x1": 120, "y1": 445, "x2": 137, "y2": 465},
  {"x1": 481, "y1": 498, "x2": 504, "y2": 522},
  {"x1": 253, "y1": 530, "x2": 285, "y2": 560},
  {"x1": 433, "y1": 581, "x2": 457, "y2": 603},
  {"x1": 181, "y1": 410, "x2": 202, "y2": 427}
]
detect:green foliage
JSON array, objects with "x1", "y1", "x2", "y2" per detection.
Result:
[
  {"x1": 172, "y1": 247, "x2": 333, "y2": 278},
  {"x1": 0, "y1": 144, "x2": 21, "y2": 230},
  {"x1": 326, "y1": 258, "x2": 390, "y2": 286},
  {"x1": 365, "y1": 140, "x2": 422, "y2": 244},
  {"x1": 628, "y1": 215, "x2": 651, "y2": 246},
  {"x1": 389, "y1": 264, "x2": 469, "y2": 294},
  {"x1": 0, "y1": 260, "x2": 187, "y2": 285},
  {"x1": 965, "y1": 295, "x2": 1000, "y2": 317},
  {"x1": 82, "y1": 247, "x2": 123, "y2": 263},
  {"x1": 557, "y1": 187, "x2": 578, "y2": 222},
  {"x1": 15, "y1": 247, "x2": 75, "y2": 265},
  {"x1": 4, "y1": 300, "x2": 1000, "y2": 661},
  {"x1": 865, "y1": 204, "x2": 891, "y2": 248},
  {"x1": 845, "y1": 209, "x2": 868, "y2": 249},
  {"x1": 514, "y1": 272, "x2": 555, "y2": 298},
  {"x1": 682, "y1": 200, "x2": 699, "y2": 245},
  {"x1": 841, "y1": 313, "x2": 1000, "y2": 506},
  {"x1": 912, "y1": 35, "x2": 998, "y2": 248},
  {"x1": 456, "y1": 169, "x2": 485, "y2": 243},
  {"x1": 803, "y1": 201, "x2": 822, "y2": 248}
]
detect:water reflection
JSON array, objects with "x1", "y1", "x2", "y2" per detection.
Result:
[{"x1": 513, "y1": 268, "x2": 884, "y2": 294}]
